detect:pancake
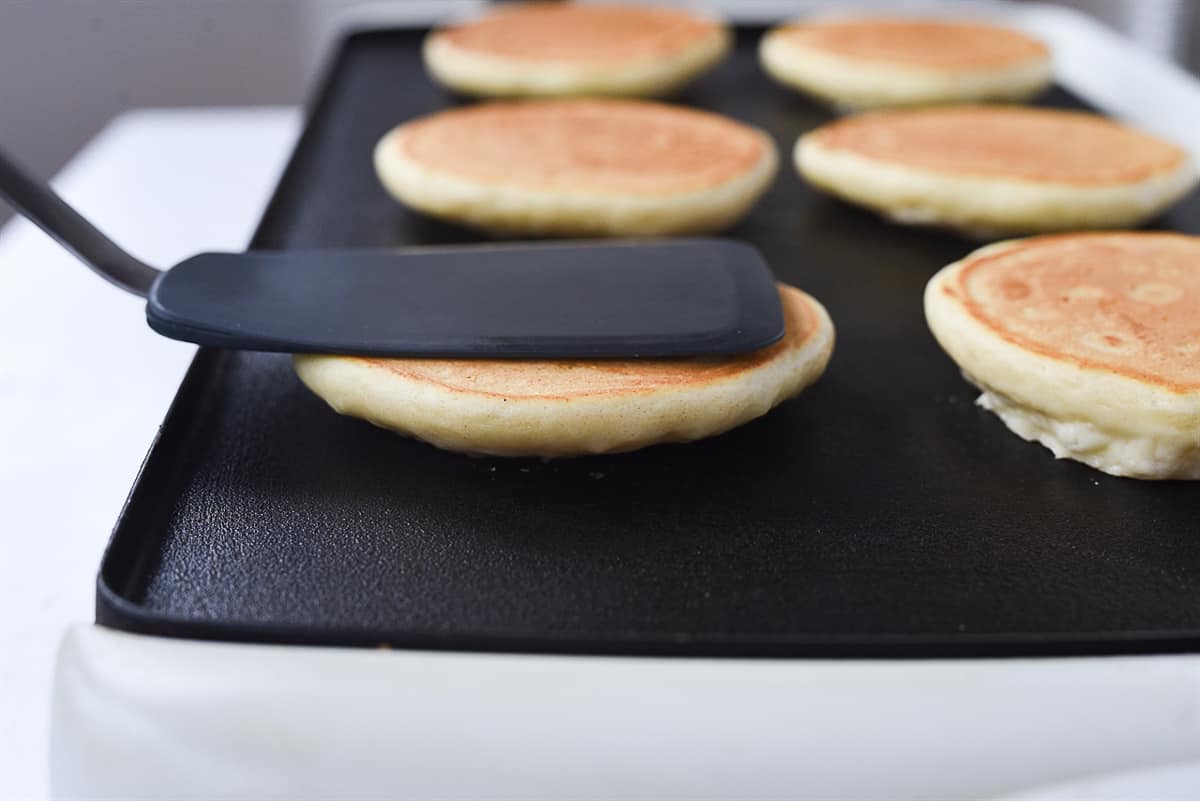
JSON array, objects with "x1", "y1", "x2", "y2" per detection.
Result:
[
  {"x1": 796, "y1": 106, "x2": 1197, "y2": 238},
  {"x1": 759, "y1": 16, "x2": 1051, "y2": 109},
  {"x1": 294, "y1": 284, "x2": 834, "y2": 458},
  {"x1": 925, "y1": 232, "x2": 1200, "y2": 479},
  {"x1": 374, "y1": 99, "x2": 778, "y2": 237},
  {"x1": 424, "y1": 3, "x2": 731, "y2": 98}
]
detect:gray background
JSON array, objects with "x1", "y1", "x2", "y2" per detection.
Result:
[{"x1": 1, "y1": 0, "x2": 1197, "y2": 224}]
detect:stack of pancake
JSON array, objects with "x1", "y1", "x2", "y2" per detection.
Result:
[{"x1": 299, "y1": 3, "x2": 1199, "y2": 477}]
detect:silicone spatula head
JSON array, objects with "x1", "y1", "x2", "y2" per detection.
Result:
[{"x1": 146, "y1": 239, "x2": 784, "y2": 358}]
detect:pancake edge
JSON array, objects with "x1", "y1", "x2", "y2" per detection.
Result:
[
  {"x1": 759, "y1": 24, "x2": 1051, "y2": 109},
  {"x1": 374, "y1": 119, "x2": 779, "y2": 237},
  {"x1": 795, "y1": 134, "x2": 1197, "y2": 238},
  {"x1": 293, "y1": 286, "x2": 835, "y2": 458},
  {"x1": 925, "y1": 240, "x2": 1200, "y2": 479},
  {"x1": 423, "y1": 22, "x2": 731, "y2": 98}
]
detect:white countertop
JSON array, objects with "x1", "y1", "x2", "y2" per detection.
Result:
[
  {"x1": 6, "y1": 6, "x2": 1200, "y2": 794},
  {"x1": 0, "y1": 106, "x2": 301, "y2": 800}
]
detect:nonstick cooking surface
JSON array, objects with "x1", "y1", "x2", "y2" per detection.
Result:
[{"x1": 98, "y1": 28, "x2": 1200, "y2": 656}]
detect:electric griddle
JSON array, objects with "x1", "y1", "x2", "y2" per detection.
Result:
[{"x1": 96, "y1": 26, "x2": 1200, "y2": 658}]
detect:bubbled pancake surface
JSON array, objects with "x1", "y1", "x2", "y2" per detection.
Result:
[
  {"x1": 434, "y1": 3, "x2": 722, "y2": 63},
  {"x1": 808, "y1": 106, "x2": 1187, "y2": 185},
  {"x1": 950, "y1": 232, "x2": 1200, "y2": 391},
  {"x1": 391, "y1": 99, "x2": 769, "y2": 194},
  {"x1": 775, "y1": 17, "x2": 1047, "y2": 71}
]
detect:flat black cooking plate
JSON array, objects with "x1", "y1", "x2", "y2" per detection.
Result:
[{"x1": 98, "y1": 27, "x2": 1200, "y2": 657}]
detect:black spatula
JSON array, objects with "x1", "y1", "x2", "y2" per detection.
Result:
[{"x1": 0, "y1": 147, "x2": 784, "y2": 358}]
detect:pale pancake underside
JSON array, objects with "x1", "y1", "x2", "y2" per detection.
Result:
[
  {"x1": 796, "y1": 106, "x2": 1197, "y2": 239},
  {"x1": 375, "y1": 99, "x2": 779, "y2": 237},
  {"x1": 424, "y1": 4, "x2": 731, "y2": 98},
  {"x1": 759, "y1": 17, "x2": 1051, "y2": 109},
  {"x1": 295, "y1": 285, "x2": 834, "y2": 458},
  {"x1": 925, "y1": 233, "x2": 1200, "y2": 479}
]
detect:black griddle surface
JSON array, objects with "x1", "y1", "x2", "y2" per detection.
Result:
[{"x1": 98, "y1": 28, "x2": 1200, "y2": 657}]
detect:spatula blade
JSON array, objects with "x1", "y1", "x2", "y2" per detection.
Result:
[{"x1": 146, "y1": 239, "x2": 784, "y2": 358}]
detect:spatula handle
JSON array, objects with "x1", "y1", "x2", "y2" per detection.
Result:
[{"x1": 0, "y1": 146, "x2": 160, "y2": 297}]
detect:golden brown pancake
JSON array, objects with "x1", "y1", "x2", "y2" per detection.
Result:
[
  {"x1": 374, "y1": 99, "x2": 778, "y2": 236},
  {"x1": 759, "y1": 16, "x2": 1052, "y2": 108},
  {"x1": 809, "y1": 106, "x2": 1186, "y2": 185},
  {"x1": 396, "y1": 99, "x2": 766, "y2": 193},
  {"x1": 952, "y1": 233, "x2": 1200, "y2": 391},
  {"x1": 925, "y1": 232, "x2": 1200, "y2": 479},
  {"x1": 436, "y1": 3, "x2": 722, "y2": 64},
  {"x1": 294, "y1": 285, "x2": 835, "y2": 457},
  {"x1": 795, "y1": 106, "x2": 1197, "y2": 236},
  {"x1": 775, "y1": 18, "x2": 1047, "y2": 71},
  {"x1": 424, "y1": 3, "x2": 730, "y2": 98}
]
